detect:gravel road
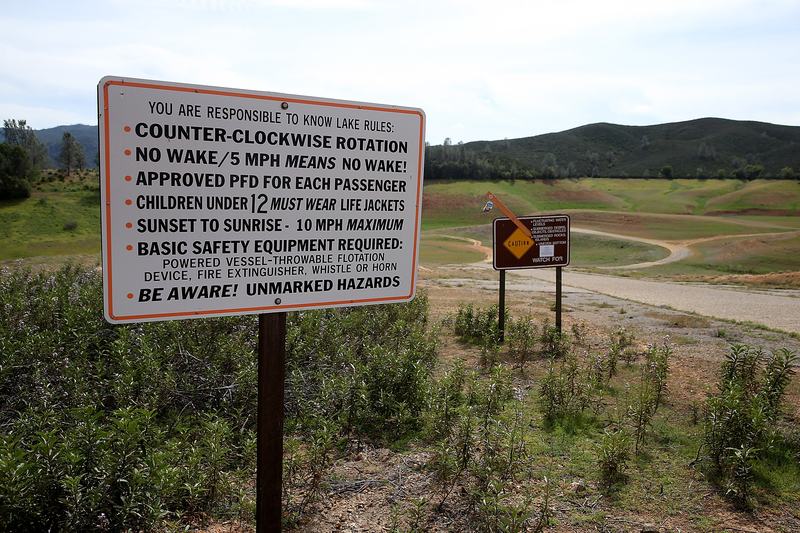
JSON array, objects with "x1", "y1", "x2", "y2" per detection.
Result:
[
  {"x1": 506, "y1": 267, "x2": 800, "y2": 334},
  {"x1": 433, "y1": 225, "x2": 800, "y2": 334}
]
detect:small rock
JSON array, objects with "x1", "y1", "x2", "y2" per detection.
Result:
[
  {"x1": 641, "y1": 525, "x2": 659, "y2": 533},
  {"x1": 570, "y1": 480, "x2": 586, "y2": 494}
]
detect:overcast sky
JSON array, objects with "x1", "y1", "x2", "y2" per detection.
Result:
[{"x1": 2, "y1": 0, "x2": 799, "y2": 144}]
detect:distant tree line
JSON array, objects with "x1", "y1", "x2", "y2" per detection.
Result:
[
  {"x1": 1, "y1": 119, "x2": 87, "y2": 200},
  {"x1": 425, "y1": 137, "x2": 796, "y2": 181},
  {"x1": 424, "y1": 140, "x2": 538, "y2": 181}
]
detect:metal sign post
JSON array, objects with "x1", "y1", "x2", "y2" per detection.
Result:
[
  {"x1": 498, "y1": 270, "x2": 506, "y2": 342},
  {"x1": 555, "y1": 267, "x2": 562, "y2": 334}
]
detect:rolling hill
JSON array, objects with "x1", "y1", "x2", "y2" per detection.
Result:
[
  {"x1": 2, "y1": 118, "x2": 798, "y2": 177},
  {"x1": 428, "y1": 118, "x2": 800, "y2": 179},
  {"x1": 35, "y1": 124, "x2": 99, "y2": 167}
]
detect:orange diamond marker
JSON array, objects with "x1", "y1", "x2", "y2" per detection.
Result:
[{"x1": 503, "y1": 227, "x2": 534, "y2": 259}]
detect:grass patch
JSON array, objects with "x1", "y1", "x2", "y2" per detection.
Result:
[
  {"x1": 567, "y1": 211, "x2": 785, "y2": 240},
  {"x1": 419, "y1": 234, "x2": 486, "y2": 265},
  {"x1": 644, "y1": 311, "x2": 712, "y2": 329},
  {"x1": 686, "y1": 233, "x2": 800, "y2": 275},
  {"x1": 570, "y1": 233, "x2": 669, "y2": 267},
  {"x1": 752, "y1": 436, "x2": 800, "y2": 504},
  {"x1": 0, "y1": 191, "x2": 101, "y2": 260},
  {"x1": 422, "y1": 179, "x2": 800, "y2": 233},
  {"x1": 705, "y1": 180, "x2": 800, "y2": 214}
]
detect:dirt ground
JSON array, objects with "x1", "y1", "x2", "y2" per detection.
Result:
[{"x1": 202, "y1": 265, "x2": 800, "y2": 533}]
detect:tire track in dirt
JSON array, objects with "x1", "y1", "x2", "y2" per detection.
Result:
[{"x1": 426, "y1": 234, "x2": 493, "y2": 264}]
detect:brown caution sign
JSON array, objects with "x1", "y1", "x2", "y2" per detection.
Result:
[{"x1": 493, "y1": 215, "x2": 570, "y2": 270}]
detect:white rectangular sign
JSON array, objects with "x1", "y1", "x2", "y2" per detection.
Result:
[{"x1": 98, "y1": 77, "x2": 425, "y2": 323}]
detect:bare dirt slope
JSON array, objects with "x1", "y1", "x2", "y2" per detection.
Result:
[{"x1": 280, "y1": 272, "x2": 800, "y2": 533}]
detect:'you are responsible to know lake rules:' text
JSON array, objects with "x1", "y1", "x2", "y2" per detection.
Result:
[{"x1": 99, "y1": 78, "x2": 425, "y2": 323}]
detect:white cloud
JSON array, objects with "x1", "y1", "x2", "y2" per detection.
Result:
[{"x1": 1, "y1": 0, "x2": 799, "y2": 141}]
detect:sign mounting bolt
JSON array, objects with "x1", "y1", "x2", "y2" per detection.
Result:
[{"x1": 281, "y1": 102, "x2": 288, "y2": 110}]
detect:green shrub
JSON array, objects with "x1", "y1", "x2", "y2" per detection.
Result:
[
  {"x1": 454, "y1": 303, "x2": 502, "y2": 345},
  {"x1": 643, "y1": 341, "x2": 671, "y2": 410},
  {"x1": 609, "y1": 326, "x2": 636, "y2": 366},
  {"x1": 538, "y1": 352, "x2": 597, "y2": 425},
  {"x1": 427, "y1": 365, "x2": 520, "y2": 518},
  {"x1": 570, "y1": 321, "x2": 588, "y2": 347},
  {"x1": 507, "y1": 315, "x2": 537, "y2": 369},
  {"x1": 424, "y1": 360, "x2": 468, "y2": 442},
  {"x1": 538, "y1": 320, "x2": 570, "y2": 359},
  {"x1": 0, "y1": 266, "x2": 438, "y2": 529},
  {"x1": 702, "y1": 344, "x2": 797, "y2": 509},
  {"x1": 626, "y1": 378, "x2": 657, "y2": 455},
  {"x1": 597, "y1": 429, "x2": 631, "y2": 485}
]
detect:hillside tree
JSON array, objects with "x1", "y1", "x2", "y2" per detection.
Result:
[
  {"x1": 697, "y1": 142, "x2": 717, "y2": 161},
  {"x1": 541, "y1": 152, "x2": 558, "y2": 178},
  {"x1": 58, "y1": 132, "x2": 85, "y2": 175},
  {"x1": 3, "y1": 119, "x2": 48, "y2": 170},
  {"x1": 744, "y1": 164, "x2": 763, "y2": 179},
  {"x1": 779, "y1": 166, "x2": 796, "y2": 179},
  {"x1": 0, "y1": 143, "x2": 33, "y2": 199}
]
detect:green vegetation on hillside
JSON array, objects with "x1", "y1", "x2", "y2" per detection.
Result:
[
  {"x1": 644, "y1": 233, "x2": 800, "y2": 278},
  {"x1": 428, "y1": 118, "x2": 800, "y2": 179},
  {"x1": 0, "y1": 169, "x2": 100, "y2": 260},
  {"x1": 422, "y1": 179, "x2": 799, "y2": 233}
]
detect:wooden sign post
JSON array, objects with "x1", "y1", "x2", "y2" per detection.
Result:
[{"x1": 257, "y1": 313, "x2": 286, "y2": 531}]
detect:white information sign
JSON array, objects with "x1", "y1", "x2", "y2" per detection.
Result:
[{"x1": 98, "y1": 77, "x2": 425, "y2": 323}]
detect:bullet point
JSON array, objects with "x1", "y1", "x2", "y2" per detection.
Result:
[
  {"x1": 123, "y1": 125, "x2": 131, "y2": 132},
  {"x1": 124, "y1": 148, "x2": 131, "y2": 156},
  {"x1": 125, "y1": 222, "x2": 133, "y2": 229},
  {"x1": 126, "y1": 245, "x2": 133, "y2": 251},
  {"x1": 127, "y1": 293, "x2": 134, "y2": 299},
  {"x1": 124, "y1": 175, "x2": 132, "y2": 182},
  {"x1": 125, "y1": 199, "x2": 133, "y2": 206}
]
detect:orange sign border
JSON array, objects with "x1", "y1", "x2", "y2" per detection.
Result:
[{"x1": 100, "y1": 78, "x2": 425, "y2": 322}]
